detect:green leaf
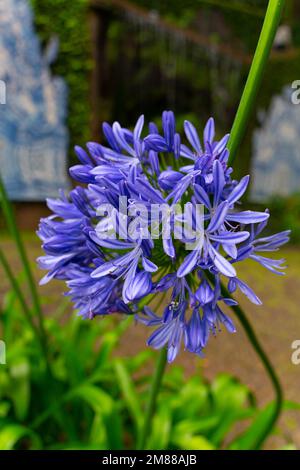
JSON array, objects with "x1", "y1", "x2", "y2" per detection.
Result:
[
  {"x1": 69, "y1": 383, "x2": 114, "y2": 416},
  {"x1": 229, "y1": 402, "x2": 276, "y2": 450},
  {"x1": 173, "y1": 433, "x2": 215, "y2": 450},
  {"x1": 89, "y1": 413, "x2": 109, "y2": 449},
  {"x1": 172, "y1": 416, "x2": 219, "y2": 438},
  {"x1": 9, "y1": 360, "x2": 30, "y2": 421},
  {"x1": 126, "y1": 350, "x2": 154, "y2": 374},
  {"x1": 114, "y1": 359, "x2": 143, "y2": 432},
  {"x1": 0, "y1": 424, "x2": 41, "y2": 450},
  {"x1": 48, "y1": 441, "x2": 108, "y2": 450},
  {"x1": 281, "y1": 444, "x2": 297, "y2": 450},
  {"x1": 170, "y1": 379, "x2": 209, "y2": 419},
  {"x1": 0, "y1": 402, "x2": 10, "y2": 418},
  {"x1": 283, "y1": 400, "x2": 300, "y2": 411},
  {"x1": 147, "y1": 406, "x2": 171, "y2": 450},
  {"x1": 209, "y1": 374, "x2": 253, "y2": 446},
  {"x1": 70, "y1": 384, "x2": 121, "y2": 449},
  {"x1": 103, "y1": 408, "x2": 123, "y2": 450},
  {"x1": 94, "y1": 318, "x2": 132, "y2": 370}
]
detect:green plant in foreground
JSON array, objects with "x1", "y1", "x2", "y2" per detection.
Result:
[{"x1": 0, "y1": 287, "x2": 297, "y2": 450}]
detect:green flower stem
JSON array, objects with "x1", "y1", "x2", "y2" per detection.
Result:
[
  {"x1": 0, "y1": 175, "x2": 48, "y2": 350},
  {"x1": 228, "y1": 0, "x2": 285, "y2": 165},
  {"x1": 220, "y1": 281, "x2": 283, "y2": 449},
  {"x1": 160, "y1": 154, "x2": 167, "y2": 171},
  {"x1": 137, "y1": 347, "x2": 168, "y2": 450}
]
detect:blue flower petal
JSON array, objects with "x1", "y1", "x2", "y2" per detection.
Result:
[{"x1": 184, "y1": 120, "x2": 202, "y2": 153}]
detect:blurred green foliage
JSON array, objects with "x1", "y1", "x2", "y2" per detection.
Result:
[
  {"x1": 261, "y1": 194, "x2": 300, "y2": 244},
  {"x1": 139, "y1": 0, "x2": 267, "y2": 50},
  {"x1": 0, "y1": 283, "x2": 297, "y2": 450},
  {"x1": 29, "y1": 0, "x2": 300, "y2": 169}
]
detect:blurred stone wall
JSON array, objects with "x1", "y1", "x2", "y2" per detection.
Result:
[{"x1": 0, "y1": 0, "x2": 69, "y2": 201}]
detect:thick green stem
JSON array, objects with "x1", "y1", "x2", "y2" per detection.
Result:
[
  {"x1": 0, "y1": 175, "x2": 47, "y2": 345},
  {"x1": 220, "y1": 282, "x2": 283, "y2": 449},
  {"x1": 228, "y1": 0, "x2": 285, "y2": 165},
  {"x1": 137, "y1": 348, "x2": 168, "y2": 450}
]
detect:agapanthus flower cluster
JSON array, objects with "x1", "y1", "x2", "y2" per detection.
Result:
[{"x1": 38, "y1": 111, "x2": 290, "y2": 362}]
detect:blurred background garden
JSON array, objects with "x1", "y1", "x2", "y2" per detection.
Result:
[{"x1": 1, "y1": 0, "x2": 300, "y2": 451}]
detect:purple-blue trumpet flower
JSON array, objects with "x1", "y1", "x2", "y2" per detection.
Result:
[{"x1": 37, "y1": 111, "x2": 290, "y2": 362}]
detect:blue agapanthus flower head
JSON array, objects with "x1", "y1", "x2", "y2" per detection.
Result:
[{"x1": 38, "y1": 111, "x2": 290, "y2": 362}]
